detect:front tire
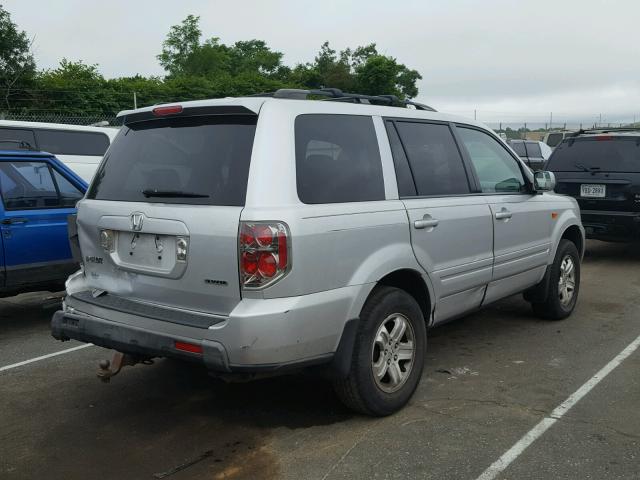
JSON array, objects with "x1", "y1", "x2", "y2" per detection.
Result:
[
  {"x1": 531, "y1": 239, "x2": 580, "y2": 320},
  {"x1": 332, "y1": 286, "x2": 427, "y2": 416}
]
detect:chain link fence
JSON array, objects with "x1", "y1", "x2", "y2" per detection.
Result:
[{"x1": 0, "y1": 112, "x2": 117, "y2": 126}]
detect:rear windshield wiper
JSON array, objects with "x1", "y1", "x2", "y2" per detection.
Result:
[
  {"x1": 142, "y1": 189, "x2": 210, "y2": 198},
  {"x1": 574, "y1": 162, "x2": 601, "y2": 172}
]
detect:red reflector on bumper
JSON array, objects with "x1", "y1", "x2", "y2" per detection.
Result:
[{"x1": 174, "y1": 341, "x2": 203, "y2": 354}]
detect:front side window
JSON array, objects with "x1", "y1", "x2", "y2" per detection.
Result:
[
  {"x1": 52, "y1": 169, "x2": 84, "y2": 207},
  {"x1": 36, "y1": 130, "x2": 110, "y2": 156},
  {"x1": 457, "y1": 127, "x2": 526, "y2": 193},
  {"x1": 295, "y1": 114, "x2": 385, "y2": 204},
  {"x1": 394, "y1": 122, "x2": 470, "y2": 196},
  {"x1": 0, "y1": 161, "x2": 59, "y2": 209}
]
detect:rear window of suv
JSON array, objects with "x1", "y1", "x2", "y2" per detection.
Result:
[
  {"x1": 87, "y1": 115, "x2": 257, "y2": 206},
  {"x1": 546, "y1": 136, "x2": 640, "y2": 172},
  {"x1": 295, "y1": 114, "x2": 385, "y2": 204}
]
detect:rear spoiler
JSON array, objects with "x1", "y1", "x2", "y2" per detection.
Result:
[{"x1": 116, "y1": 105, "x2": 257, "y2": 126}]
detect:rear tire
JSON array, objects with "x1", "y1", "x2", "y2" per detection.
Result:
[
  {"x1": 531, "y1": 239, "x2": 580, "y2": 320},
  {"x1": 332, "y1": 286, "x2": 427, "y2": 416}
]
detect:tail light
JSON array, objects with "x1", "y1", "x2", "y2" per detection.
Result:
[{"x1": 239, "y1": 221, "x2": 290, "y2": 289}]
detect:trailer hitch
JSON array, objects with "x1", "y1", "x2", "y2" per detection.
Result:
[{"x1": 97, "y1": 351, "x2": 153, "y2": 382}]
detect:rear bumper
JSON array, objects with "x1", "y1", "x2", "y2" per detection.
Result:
[
  {"x1": 51, "y1": 284, "x2": 366, "y2": 374},
  {"x1": 581, "y1": 210, "x2": 640, "y2": 240}
]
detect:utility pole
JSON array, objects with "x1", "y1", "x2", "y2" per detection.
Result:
[
  {"x1": 133, "y1": 92, "x2": 138, "y2": 110},
  {"x1": 474, "y1": 109, "x2": 477, "y2": 121},
  {"x1": 549, "y1": 112, "x2": 553, "y2": 130}
]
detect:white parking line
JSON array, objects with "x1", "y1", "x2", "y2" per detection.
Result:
[
  {"x1": 0, "y1": 344, "x2": 93, "y2": 373},
  {"x1": 476, "y1": 333, "x2": 640, "y2": 480}
]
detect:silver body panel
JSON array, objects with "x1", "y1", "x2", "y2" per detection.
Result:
[{"x1": 63, "y1": 97, "x2": 584, "y2": 369}]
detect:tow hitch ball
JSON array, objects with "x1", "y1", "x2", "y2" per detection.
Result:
[{"x1": 97, "y1": 352, "x2": 153, "y2": 382}]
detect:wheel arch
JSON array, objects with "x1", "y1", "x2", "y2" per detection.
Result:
[
  {"x1": 376, "y1": 269, "x2": 433, "y2": 324},
  {"x1": 332, "y1": 268, "x2": 433, "y2": 380},
  {"x1": 560, "y1": 224, "x2": 585, "y2": 259}
]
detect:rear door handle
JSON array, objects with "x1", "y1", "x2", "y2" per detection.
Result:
[
  {"x1": 414, "y1": 217, "x2": 439, "y2": 229},
  {"x1": 1, "y1": 217, "x2": 28, "y2": 225},
  {"x1": 495, "y1": 209, "x2": 512, "y2": 220}
]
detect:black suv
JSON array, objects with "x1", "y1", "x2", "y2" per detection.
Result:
[{"x1": 546, "y1": 129, "x2": 640, "y2": 241}]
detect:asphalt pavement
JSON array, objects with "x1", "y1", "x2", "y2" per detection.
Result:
[{"x1": 1, "y1": 240, "x2": 638, "y2": 480}]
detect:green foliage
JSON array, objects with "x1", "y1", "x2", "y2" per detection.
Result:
[
  {"x1": 0, "y1": 4, "x2": 35, "y2": 108},
  {"x1": 157, "y1": 14, "x2": 202, "y2": 76},
  {"x1": 0, "y1": 12, "x2": 423, "y2": 121}
]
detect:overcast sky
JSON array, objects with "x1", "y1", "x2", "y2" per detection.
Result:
[{"x1": 4, "y1": 0, "x2": 639, "y2": 126}]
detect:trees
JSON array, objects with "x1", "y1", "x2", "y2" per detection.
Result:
[
  {"x1": 157, "y1": 14, "x2": 202, "y2": 77},
  {"x1": 0, "y1": 4, "x2": 35, "y2": 109},
  {"x1": 155, "y1": 16, "x2": 423, "y2": 100},
  {"x1": 0, "y1": 9, "x2": 423, "y2": 121}
]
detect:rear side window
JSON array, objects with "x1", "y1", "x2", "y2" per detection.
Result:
[
  {"x1": 546, "y1": 133, "x2": 564, "y2": 147},
  {"x1": 510, "y1": 141, "x2": 526, "y2": 157},
  {"x1": 88, "y1": 115, "x2": 257, "y2": 206},
  {"x1": 295, "y1": 114, "x2": 384, "y2": 204},
  {"x1": 0, "y1": 128, "x2": 36, "y2": 150},
  {"x1": 457, "y1": 127, "x2": 526, "y2": 193},
  {"x1": 35, "y1": 130, "x2": 110, "y2": 156},
  {"x1": 546, "y1": 137, "x2": 640, "y2": 172},
  {"x1": 394, "y1": 122, "x2": 470, "y2": 196},
  {"x1": 525, "y1": 142, "x2": 542, "y2": 157}
]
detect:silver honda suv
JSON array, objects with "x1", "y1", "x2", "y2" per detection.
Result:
[{"x1": 52, "y1": 89, "x2": 584, "y2": 416}]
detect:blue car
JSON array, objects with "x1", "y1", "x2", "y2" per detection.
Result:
[{"x1": 0, "y1": 150, "x2": 87, "y2": 296}]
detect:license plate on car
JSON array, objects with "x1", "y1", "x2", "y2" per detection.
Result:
[
  {"x1": 117, "y1": 232, "x2": 176, "y2": 269},
  {"x1": 580, "y1": 184, "x2": 606, "y2": 198}
]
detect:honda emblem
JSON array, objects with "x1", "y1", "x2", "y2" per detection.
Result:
[{"x1": 130, "y1": 212, "x2": 144, "y2": 232}]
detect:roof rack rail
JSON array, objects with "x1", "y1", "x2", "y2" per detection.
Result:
[
  {"x1": 572, "y1": 126, "x2": 640, "y2": 136},
  {"x1": 249, "y1": 88, "x2": 436, "y2": 111}
]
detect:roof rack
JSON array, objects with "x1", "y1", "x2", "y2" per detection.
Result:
[
  {"x1": 249, "y1": 88, "x2": 436, "y2": 111},
  {"x1": 572, "y1": 126, "x2": 640, "y2": 136}
]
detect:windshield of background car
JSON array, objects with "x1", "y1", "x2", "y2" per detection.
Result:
[{"x1": 546, "y1": 136, "x2": 640, "y2": 172}]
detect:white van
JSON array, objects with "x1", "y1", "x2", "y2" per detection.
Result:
[{"x1": 0, "y1": 120, "x2": 119, "y2": 181}]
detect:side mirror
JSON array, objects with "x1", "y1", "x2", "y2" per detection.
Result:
[{"x1": 534, "y1": 171, "x2": 556, "y2": 192}]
